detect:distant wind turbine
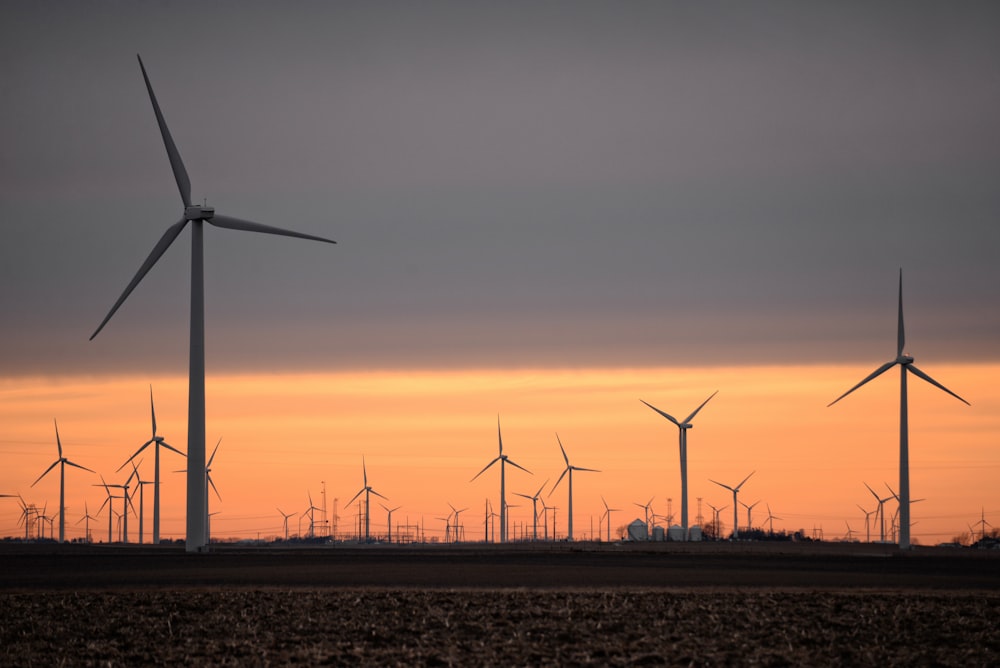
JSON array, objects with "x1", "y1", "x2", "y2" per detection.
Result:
[
  {"x1": 707, "y1": 502, "x2": 727, "y2": 540},
  {"x1": 971, "y1": 508, "x2": 993, "y2": 543},
  {"x1": 741, "y1": 499, "x2": 761, "y2": 533},
  {"x1": 828, "y1": 270, "x2": 969, "y2": 550},
  {"x1": 76, "y1": 502, "x2": 99, "y2": 543},
  {"x1": 765, "y1": 504, "x2": 781, "y2": 535},
  {"x1": 514, "y1": 480, "x2": 548, "y2": 541},
  {"x1": 471, "y1": 417, "x2": 531, "y2": 543},
  {"x1": 89, "y1": 55, "x2": 335, "y2": 553},
  {"x1": 857, "y1": 504, "x2": 875, "y2": 543},
  {"x1": 347, "y1": 458, "x2": 387, "y2": 542},
  {"x1": 277, "y1": 507, "x2": 295, "y2": 541},
  {"x1": 31, "y1": 419, "x2": 94, "y2": 543},
  {"x1": 640, "y1": 391, "x2": 717, "y2": 538},
  {"x1": 863, "y1": 481, "x2": 895, "y2": 543},
  {"x1": 130, "y1": 461, "x2": 154, "y2": 544},
  {"x1": 710, "y1": 471, "x2": 754, "y2": 539},
  {"x1": 601, "y1": 496, "x2": 622, "y2": 542},
  {"x1": 118, "y1": 386, "x2": 186, "y2": 544},
  {"x1": 380, "y1": 503, "x2": 402, "y2": 543},
  {"x1": 549, "y1": 434, "x2": 599, "y2": 541}
]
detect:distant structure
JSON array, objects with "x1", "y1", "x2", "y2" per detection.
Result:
[{"x1": 471, "y1": 417, "x2": 531, "y2": 543}]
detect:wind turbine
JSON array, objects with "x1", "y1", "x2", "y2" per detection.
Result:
[
  {"x1": 765, "y1": 504, "x2": 781, "y2": 535},
  {"x1": 709, "y1": 471, "x2": 754, "y2": 539},
  {"x1": 130, "y1": 461, "x2": 154, "y2": 544},
  {"x1": 971, "y1": 508, "x2": 993, "y2": 543},
  {"x1": 380, "y1": 503, "x2": 402, "y2": 543},
  {"x1": 118, "y1": 386, "x2": 186, "y2": 544},
  {"x1": 514, "y1": 480, "x2": 548, "y2": 541},
  {"x1": 89, "y1": 55, "x2": 335, "y2": 553},
  {"x1": 857, "y1": 504, "x2": 875, "y2": 543},
  {"x1": 95, "y1": 476, "x2": 125, "y2": 543},
  {"x1": 601, "y1": 496, "x2": 622, "y2": 542},
  {"x1": 31, "y1": 420, "x2": 95, "y2": 543},
  {"x1": 640, "y1": 390, "x2": 717, "y2": 538},
  {"x1": 471, "y1": 416, "x2": 531, "y2": 543},
  {"x1": 741, "y1": 499, "x2": 761, "y2": 534},
  {"x1": 828, "y1": 270, "x2": 969, "y2": 550},
  {"x1": 448, "y1": 503, "x2": 469, "y2": 543},
  {"x1": 863, "y1": 481, "x2": 894, "y2": 543},
  {"x1": 347, "y1": 458, "x2": 386, "y2": 542},
  {"x1": 549, "y1": 434, "x2": 599, "y2": 541},
  {"x1": 76, "y1": 502, "x2": 99, "y2": 543},
  {"x1": 276, "y1": 507, "x2": 295, "y2": 541},
  {"x1": 707, "y1": 502, "x2": 727, "y2": 540},
  {"x1": 633, "y1": 497, "x2": 655, "y2": 534}
]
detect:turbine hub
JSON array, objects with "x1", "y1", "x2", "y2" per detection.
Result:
[
  {"x1": 898, "y1": 354, "x2": 914, "y2": 364},
  {"x1": 184, "y1": 205, "x2": 215, "y2": 221}
]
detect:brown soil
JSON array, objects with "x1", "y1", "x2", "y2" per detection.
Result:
[{"x1": 1, "y1": 542, "x2": 998, "y2": 665}]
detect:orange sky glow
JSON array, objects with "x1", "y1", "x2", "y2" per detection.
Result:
[{"x1": 1, "y1": 363, "x2": 996, "y2": 545}]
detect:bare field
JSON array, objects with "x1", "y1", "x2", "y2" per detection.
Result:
[{"x1": 2, "y1": 542, "x2": 998, "y2": 665}]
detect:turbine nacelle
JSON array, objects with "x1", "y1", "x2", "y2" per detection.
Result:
[
  {"x1": 897, "y1": 354, "x2": 914, "y2": 364},
  {"x1": 184, "y1": 205, "x2": 215, "y2": 221}
]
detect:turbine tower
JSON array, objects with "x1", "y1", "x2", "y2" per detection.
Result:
[
  {"x1": 471, "y1": 416, "x2": 530, "y2": 543},
  {"x1": 549, "y1": 434, "x2": 599, "y2": 541},
  {"x1": 514, "y1": 480, "x2": 547, "y2": 541},
  {"x1": 31, "y1": 420, "x2": 94, "y2": 543},
  {"x1": 640, "y1": 391, "x2": 717, "y2": 539},
  {"x1": 601, "y1": 496, "x2": 622, "y2": 542},
  {"x1": 90, "y1": 55, "x2": 335, "y2": 552},
  {"x1": 829, "y1": 270, "x2": 968, "y2": 550},
  {"x1": 709, "y1": 471, "x2": 754, "y2": 539},
  {"x1": 118, "y1": 386, "x2": 186, "y2": 544}
]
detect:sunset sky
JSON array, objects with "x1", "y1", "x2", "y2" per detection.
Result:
[{"x1": 1, "y1": 2, "x2": 998, "y2": 544}]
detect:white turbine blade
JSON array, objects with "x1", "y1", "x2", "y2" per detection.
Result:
[
  {"x1": 602, "y1": 496, "x2": 610, "y2": 511},
  {"x1": 906, "y1": 364, "x2": 971, "y2": 406},
  {"x1": 362, "y1": 458, "x2": 368, "y2": 487},
  {"x1": 550, "y1": 468, "x2": 569, "y2": 495},
  {"x1": 137, "y1": 54, "x2": 191, "y2": 208},
  {"x1": 31, "y1": 460, "x2": 59, "y2": 487},
  {"x1": 534, "y1": 479, "x2": 549, "y2": 498},
  {"x1": 506, "y1": 457, "x2": 531, "y2": 475},
  {"x1": 555, "y1": 434, "x2": 569, "y2": 466},
  {"x1": 54, "y1": 419, "x2": 63, "y2": 458},
  {"x1": 207, "y1": 438, "x2": 222, "y2": 467},
  {"x1": 117, "y1": 440, "x2": 154, "y2": 472},
  {"x1": 684, "y1": 390, "x2": 719, "y2": 424},
  {"x1": 63, "y1": 459, "x2": 95, "y2": 474},
  {"x1": 149, "y1": 385, "x2": 158, "y2": 437},
  {"x1": 827, "y1": 361, "x2": 896, "y2": 407},
  {"x1": 470, "y1": 457, "x2": 499, "y2": 482},
  {"x1": 208, "y1": 214, "x2": 336, "y2": 245},
  {"x1": 346, "y1": 488, "x2": 365, "y2": 506},
  {"x1": 863, "y1": 481, "x2": 880, "y2": 501},
  {"x1": 158, "y1": 440, "x2": 186, "y2": 457},
  {"x1": 897, "y1": 269, "x2": 905, "y2": 359},
  {"x1": 573, "y1": 466, "x2": 600, "y2": 473},
  {"x1": 709, "y1": 478, "x2": 734, "y2": 493},
  {"x1": 207, "y1": 474, "x2": 222, "y2": 501},
  {"x1": 90, "y1": 218, "x2": 189, "y2": 340},
  {"x1": 496, "y1": 415, "x2": 504, "y2": 456},
  {"x1": 513, "y1": 492, "x2": 533, "y2": 501},
  {"x1": 735, "y1": 471, "x2": 755, "y2": 490},
  {"x1": 639, "y1": 400, "x2": 680, "y2": 426}
]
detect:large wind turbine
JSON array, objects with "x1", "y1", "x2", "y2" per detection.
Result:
[
  {"x1": 514, "y1": 480, "x2": 548, "y2": 541},
  {"x1": 709, "y1": 471, "x2": 754, "y2": 539},
  {"x1": 640, "y1": 391, "x2": 717, "y2": 538},
  {"x1": 829, "y1": 271, "x2": 968, "y2": 550},
  {"x1": 118, "y1": 386, "x2": 186, "y2": 544},
  {"x1": 347, "y1": 458, "x2": 386, "y2": 542},
  {"x1": 471, "y1": 416, "x2": 531, "y2": 543},
  {"x1": 90, "y1": 55, "x2": 335, "y2": 553},
  {"x1": 31, "y1": 420, "x2": 94, "y2": 543},
  {"x1": 549, "y1": 434, "x2": 599, "y2": 541}
]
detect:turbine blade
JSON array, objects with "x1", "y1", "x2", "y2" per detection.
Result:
[
  {"x1": 208, "y1": 214, "x2": 336, "y2": 245},
  {"x1": 735, "y1": 471, "x2": 756, "y2": 490},
  {"x1": 549, "y1": 468, "x2": 568, "y2": 495},
  {"x1": 684, "y1": 390, "x2": 719, "y2": 424},
  {"x1": 31, "y1": 460, "x2": 59, "y2": 487},
  {"x1": 897, "y1": 269, "x2": 905, "y2": 359},
  {"x1": 470, "y1": 457, "x2": 500, "y2": 482},
  {"x1": 496, "y1": 415, "x2": 503, "y2": 456},
  {"x1": 54, "y1": 419, "x2": 63, "y2": 458},
  {"x1": 90, "y1": 218, "x2": 188, "y2": 340},
  {"x1": 639, "y1": 400, "x2": 680, "y2": 426},
  {"x1": 346, "y1": 488, "x2": 365, "y2": 506},
  {"x1": 117, "y1": 440, "x2": 154, "y2": 472},
  {"x1": 555, "y1": 433, "x2": 569, "y2": 465},
  {"x1": 906, "y1": 364, "x2": 971, "y2": 406},
  {"x1": 709, "y1": 478, "x2": 734, "y2": 492},
  {"x1": 863, "y1": 481, "x2": 880, "y2": 501},
  {"x1": 574, "y1": 466, "x2": 600, "y2": 473},
  {"x1": 149, "y1": 385, "x2": 157, "y2": 437},
  {"x1": 208, "y1": 474, "x2": 222, "y2": 501},
  {"x1": 159, "y1": 440, "x2": 186, "y2": 457},
  {"x1": 63, "y1": 460, "x2": 95, "y2": 474},
  {"x1": 506, "y1": 458, "x2": 532, "y2": 475},
  {"x1": 207, "y1": 438, "x2": 222, "y2": 467},
  {"x1": 370, "y1": 489, "x2": 388, "y2": 501},
  {"x1": 137, "y1": 54, "x2": 192, "y2": 208},
  {"x1": 827, "y1": 361, "x2": 897, "y2": 407}
]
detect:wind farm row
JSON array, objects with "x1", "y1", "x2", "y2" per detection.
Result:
[{"x1": 2, "y1": 55, "x2": 991, "y2": 551}]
